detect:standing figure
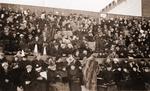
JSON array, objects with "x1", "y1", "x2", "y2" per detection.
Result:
[
  {"x1": 68, "y1": 64, "x2": 83, "y2": 91},
  {"x1": 47, "y1": 58, "x2": 57, "y2": 91},
  {"x1": 0, "y1": 62, "x2": 16, "y2": 91},
  {"x1": 83, "y1": 54, "x2": 99, "y2": 91},
  {"x1": 21, "y1": 64, "x2": 38, "y2": 91}
]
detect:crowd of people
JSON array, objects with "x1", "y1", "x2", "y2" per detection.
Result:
[
  {"x1": 0, "y1": 7, "x2": 150, "y2": 58},
  {"x1": 0, "y1": 6, "x2": 150, "y2": 91},
  {"x1": 0, "y1": 51, "x2": 86, "y2": 91},
  {"x1": 97, "y1": 58, "x2": 150, "y2": 91}
]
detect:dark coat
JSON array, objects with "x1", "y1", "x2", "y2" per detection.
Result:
[
  {"x1": 0, "y1": 68, "x2": 16, "y2": 91},
  {"x1": 68, "y1": 67, "x2": 83, "y2": 91},
  {"x1": 21, "y1": 69, "x2": 38, "y2": 91}
]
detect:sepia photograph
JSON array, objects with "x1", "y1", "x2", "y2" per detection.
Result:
[{"x1": 0, "y1": 0, "x2": 150, "y2": 91}]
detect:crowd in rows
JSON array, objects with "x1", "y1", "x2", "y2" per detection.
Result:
[
  {"x1": 0, "y1": 6, "x2": 150, "y2": 91},
  {"x1": 97, "y1": 58, "x2": 150, "y2": 91},
  {"x1": 0, "y1": 52, "x2": 85, "y2": 91},
  {"x1": 0, "y1": 49, "x2": 150, "y2": 91},
  {"x1": 0, "y1": 7, "x2": 150, "y2": 58}
]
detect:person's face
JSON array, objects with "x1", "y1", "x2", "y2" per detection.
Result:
[
  {"x1": 75, "y1": 51, "x2": 79, "y2": 56},
  {"x1": 4, "y1": 29, "x2": 9, "y2": 35},
  {"x1": 1, "y1": 14, "x2": 4, "y2": 19},
  {"x1": 29, "y1": 35, "x2": 33, "y2": 39},
  {"x1": 22, "y1": 57, "x2": 27, "y2": 61},
  {"x1": 27, "y1": 67, "x2": 32, "y2": 72},
  {"x1": 13, "y1": 33, "x2": 16, "y2": 37},
  {"x1": 35, "y1": 36, "x2": 39, "y2": 41},
  {"x1": 71, "y1": 65, "x2": 75, "y2": 70},
  {"x1": 107, "y1": 67, "x2": 112, "y2": 71},
  {"x1": 83, "y1": 50, "x2": 87, "y2": 55},
  {"x1": 3, "y1": 65, "x2": 8, "y2": 70},
  {"x1": 48, "y1": 58, "x2": 53, "y2": 63},
  {"x1": 125, "y1": 60, "x2": 128, "y2": 63},
  {"x1": 37, "y1": 29, "x2": 41, "y2": 33},
  {"x1": 116, "y1": 47, "x2": 120, "y2": 51},
  {"x1": 20, "y1": 35, "x2": 24, "y2": 38},
  {"x1": 114, "y1": 61, "x2": 118, "y2": 64},
  {"x1": 55, "y1": 45, "x2": 59, "y2": 49},
  {"x1": 14, "y1": 57, "x2": 19, "y2": 61},
  {"x1": 133, "y1": 67, "x2": 137, "y2": 71},
  {"x1": 0, "y1": 55, "x2": 4, "y2": 59}
]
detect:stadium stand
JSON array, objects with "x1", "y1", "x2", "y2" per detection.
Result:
[{"x1": 0, "y1": 3, "x2": 150, "y2": 91}]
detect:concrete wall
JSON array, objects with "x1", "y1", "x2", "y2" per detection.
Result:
[
  {"x1": 142, "y1": 0, "x2": 150, "y2": 17},
  {"x1": 0, "y1": 0, "x2": 113, "y2": 12},
  {"x1": 108, "y1": 0, "x2": 142, "y2": 16},
  {"x1": 0, "y1": 3, "x2": 99, "y2": 17}
]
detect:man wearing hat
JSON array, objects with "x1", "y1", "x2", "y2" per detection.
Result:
[
  {"x1": 21, "y1": 64, "x2": 38, "y2": 91},
  {"x1": 18, "y1": 34, "x2": 27, "y2": 51},
  {"x1": 11, "y1": 55, "x2": 23, "y2": 90},
  {"x1": 130, "y1": 62, "x2": 146, "y2": 90},
  {"x1": 47, "y1": 58, "x2": 57, "y2": 91},
  {"x1": 55, "y1": 57, "x2": 69, "y2": 91},
  {"x1": 30, "y1": 55, "x2": 48, "y2": 91},
  {"x1": 0, "y1": 62, "x2": 16, "y2": 91},
  {"x1": 17, "y1": 55, "x2": 31, "y2": 75},
  {"x1": 0, "y1": 53, "x2": 7, "y2": 70},
  {"x1": 33, "y1": 62, "x2": 47, "y2": 91},
  {"x1": 10, "y1": 31, "x2": 19, "y2": 54},
  {"x1": 32, "y1": 55, "x2": 48, "y2": 71},
  {"x1": 0, "y1": 26, "x2": 12, "y2": 54},
  {"x1": 67, "y1": 64, "x2": 83, "y2": 91},
  {"x1": 50, "y1": 43, "x2": 61, "y2": 57},
  {"x1": 26, "y1": 34, "x2": 34, "y2": 53}
]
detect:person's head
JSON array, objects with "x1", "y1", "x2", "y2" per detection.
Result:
[
  {"x1": 48, "y1": 58, "x2": 55, "y2": 65},
  {"x1": 22, "y1": 56, "x2": 27, "y2": 61},
  {"x1": 2, "y1": 62, "x2": 9, "y2": 70},
  {"x1": 68, "y1": 44, "x2": 73, "y2": 49},
  {"x1": 41, "y1": 13, "x2": 46, "y2": 19},
  {"x1": 20, "y1": 34, "x2": 24, "y2": 38},
  {"x1": 106, "y1": 65, "x2": 112, "y2": 71},
  {"x1": 133, "y1": 67, "x2": 137, "y2": 72},
  {"x1": 113, "y1": 58, "x2": 119, "y2": 64},
  {"x1": 12, "y1": 32, "x2": 17, "y2": 37},
  {"x1": 28, "y1": 34, "x2": 33, "y2": 39},
  {"x1": 61, "y1": 44, "x2": 66, "y2": 49},
  {"x1": 1, "y1": 14, "x2": 4, "y2": 19},
  {"x1": 70, "y1": 65, "x2": 75, "y2": 70},
  {"x1": 4, "y1": 26, "x2": 9, "y2": 35},
  {"x1": 35, "y1": 36, "x2": 39, "y2": 41},
  {"x1": 75, "y1": 50, "x2": 80, "y2": 56},
  {"x1": 37, "y1": 29, "x2": 41, "y2": 33},
  {"x1": 0, "y1": 53, "x2": 4, "y2": 59},
  {"x1": 83, "y1": 50, "x2": 88, "y2": 55},
  {"x1": 54, "y1": 44, "x2": 59, "y2": 48},
  {"x1": 36, "y1": 54, "x2": 41, "y2": 61},
  {"x1": 14, "y1": 56, "x2": 19, "y2": 61},
  {"x1": 26, "y1": 65, "x2": 32, "y2": 72},
  {"x1": 35, "y1": 66, "x2": 42, "y2": 72}
]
